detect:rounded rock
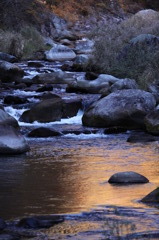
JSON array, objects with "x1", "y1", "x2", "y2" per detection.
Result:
[{"x1": 108, "y1": 171, "x2": 149, "y2": 184}]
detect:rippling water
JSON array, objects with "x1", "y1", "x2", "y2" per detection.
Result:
[{"x1": 0, "y1": 133, "x2": 159, "y2": 221}]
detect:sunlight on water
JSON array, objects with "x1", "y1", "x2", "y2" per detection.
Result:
[{"x1": 0, "y1": 135, "x2": 159, "y2": 220}]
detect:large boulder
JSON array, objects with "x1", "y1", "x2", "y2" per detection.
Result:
[
  {"x1": 0, "y1": 52, "x2": 17, "y2": 63},
  {"x1": 108, "y1": 171, "x2": 149, "y2": 184},
  {"x1": 141, "y1": 187, "x2": 159, "y2": 203},
  {"x1": 0, "y1": 60, "x2": 24, "y2": 83},
  {"x1": 145, "y1": 110, "x2": 159, "y2": 135},
  {"x1": 0, "y1": 125, "x2": 29, "y2": 154},
  {"x1": 135, "y1": 9, "x2": 159, "y2": 20},
  {"x1": 0, "y1": 108, "x2": 19, "y2": 128},
  {"x1": 45, "y1": 44, "x2": 76, "y2": 61},
  {"x1": 82, "y1": 89, "x2": 156, "y2": 129},
  {"x1": 19, "y1": 97, "x2": 64, "y2": 123}
]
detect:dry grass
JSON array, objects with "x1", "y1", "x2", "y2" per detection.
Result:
[
  {"x1": 0, "y1": 26, "x2": 46, "y2": 59},
  {"x1": 89, "y1": 11, "x2": 159, "y2": 89}
]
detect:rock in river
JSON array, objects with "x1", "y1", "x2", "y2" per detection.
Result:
[
  {"x1": 28, "y1": 127, "x2": 61, "y2": 137},
  {"x1": 82, "y1": 89, "x2": 156, "y2": 129},
  {"x1": 0, "y1": 60, "x2": 24, "y2": 83},
  {"x1": 0, "y1": 108, "x2": 19, "y2": 128},
  {"x1": 18, "y1": 215, "x2": 64, "y2": 229},
  {"x1": 108, "y1": 171, "x2": 149, "y2": 184},
  {"x1": 141, "y1": 187, "x2": 159, "y2": 203},
  {"x1": 0, "y1": 125, "x2": 29, "y2": 154},
  {"x1": 45, "y1": 44, "x2": 76, "y2": 61}
]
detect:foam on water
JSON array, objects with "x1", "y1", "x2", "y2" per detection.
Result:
[
  {"x1": 25, "y1": 70, "x2": 39, "y2": 76},
  {"x1": 13, "y1": 90, "x2": 41, "y2": 97},
  {"x1": 63, "y1": 133, "x2": 108, "y2": 139},
  {"x1": 5, "y1": 106, "x2": 28, "y2": 121}
]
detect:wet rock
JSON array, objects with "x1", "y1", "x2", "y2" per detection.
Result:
[
  {"x1": 36, "y1": 84, "x2": 53, "y2": 92},
  {"x1": 4, "y1": 96, "x2": 28, "y2": 105},
  {"x1": 0, "y1": 61, "x2": 24, "y2": 83},
  {"x1": 40, "y1": 93, "x2": 61, "y2": 100},
  {"x1": 127, "y1": 131, "x2": 159, "y2": 142},
  {"x1": 141, "y1": 187, "x2": 159, "y2": 203},
  {"x1": 108, "y1": 171, "x2": 149, "y2": 184},
  {"x1": 14, "y1": 83, "x2": 27, "y2": 90},
  {"x1": 45, "y1": 44, "x2": 76, "y2": 61},
  {"x1": 33, "y1": 71, "x2": 71, "y2": 84},
  {"x1": 73, "y1": 54, "x2": 90, "y2": 70},
  {"x1": 61, "y1": 63, "x2": 73, "y2": 71},
  {"x1": 28, "y1": 127, "x2": 61, "y2": 137},
  {"x1": 62, "y1": 99, "x2": 82, "y2": 118},
  {"x1": 0, "y1": 109, "x2": 19, "y2": 128},
  {"x1": 18, "y1": 215, "x2": 64, "y2": 229},
  {"x1": 145, "y1": 110, "x2": 159, "y2": 135},
  {"x1": 0, "y1": 125, "x2": 29, "y2": 154},
  {"x1": 104, "y1": 127, "x2": 127, "y2": 134},
  {"x1": 0, "y1": 217, "x2": 6, "y2": 230},
  {"x1": 19, "y1": 97, "x2": 64, "y2": 123},
  {"x1": 82, "y1": 89, "x2": 156, "y2": 129},
  {"x1": 28, "y1": 61, "x2": 44, "y2": 68},
  {"x1": 67, "y1": 74, "x2": 120, "y2": 94},
  {"x1": 0, "y1": 52, "x2": 17, "y2": 63},
  {"x1": 85, "y1": 72, "x2": 99, "y2": 81},
  {"x1": 110, "y1": 79, "x2": 139, "y2": 92}
]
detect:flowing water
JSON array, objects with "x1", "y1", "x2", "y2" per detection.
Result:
[{"x1": 1, "y1": 60, "x2": 159, "y2": 239}]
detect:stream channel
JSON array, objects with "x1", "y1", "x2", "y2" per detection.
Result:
[{"x1": 1, "y1": 60, "x2": 159, "y2": 239}]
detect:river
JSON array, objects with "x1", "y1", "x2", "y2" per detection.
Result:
[{"x1": 0, "y1": 60, "x2": 159, "y2": 239}]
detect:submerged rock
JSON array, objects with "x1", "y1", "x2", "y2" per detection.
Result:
[
  {"x1": 127, "y1": 131, "x2": 159, "y2": 142},
  {"x1": 0, "y1": 125, "x2": 29, "y2": 154},
  {"x1": 141, "y1": 187, "x2": 159, "y2": 203},
  {"x1": 108, "y1": 171, "x2": 149, "y2": 184},
  {"x1": 82, "y1": 89, "x2": 156, "y2": 129},
  {"x1": 18, "y1": 215, "x2": 64, "y2": 229},
  {"x1": 28, "y1": 127, "x2": 61, "y2": 137}
]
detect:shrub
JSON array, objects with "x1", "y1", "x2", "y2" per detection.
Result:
[
  {"x1": 89, "y1": 11, "x2": 159, "y2": 89},
  {"x1": 0, "y1": 26, "x2": 46, "y2": 59}
]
